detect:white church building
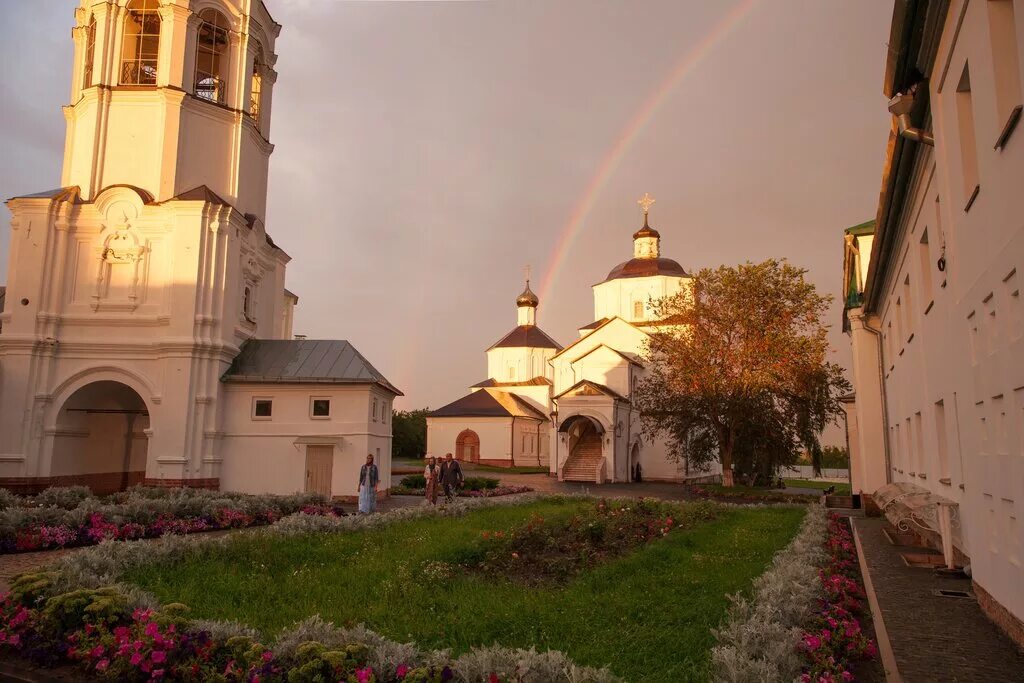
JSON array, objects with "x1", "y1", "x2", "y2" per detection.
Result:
[
  {"x1": 0, "y1": 0, "x2": 400, "y2": 500},
  {"x1": 428, "y1": 197, "x2": 720, "y2": 484}
]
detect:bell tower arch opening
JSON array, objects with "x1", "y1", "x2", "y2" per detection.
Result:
[{"x1": 51, "y1": 381, "x2": 150, "y2": 494}]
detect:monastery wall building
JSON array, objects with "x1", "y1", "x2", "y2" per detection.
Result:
[
  {"x1": 0, "y1": 0, "x2": 400, "y2": 500},
  {"x1": 842, "y1": 0, "x2": 1024, "y2": 645},
  {"x1": 428, "y1": 198, "x2": 720, "y2": 484}
]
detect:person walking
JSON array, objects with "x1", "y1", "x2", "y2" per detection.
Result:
[
  {"x1": 358, "y1": 453, "x2": 379, "y2": 514},
  {"x1": 439, "y1": 452, "x2": 464, "y2": 503},
  {"x1": 424, "y1": 455, "x2": 440, "y2": 505}
]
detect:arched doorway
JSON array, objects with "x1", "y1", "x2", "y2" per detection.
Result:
[
  {"x1": 630, "y1": 442, "x2": 641, "y2": 482},
  {"x1": 51, "y1": 381, "x2": 150, "y2": 494},
  {"x1": 456, "y1": 429, "x2": 480, "y2": 463},
  {"x1": 558, "y1": 414, "x2": 604, "y2": 482}
]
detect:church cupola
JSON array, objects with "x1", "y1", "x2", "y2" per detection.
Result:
[
  {"x1": 633, "y1": 192, "x2": 660, "y2": 259},
  {"x1": 516, "y1": 279, "x2": 539, "y2": 326}
]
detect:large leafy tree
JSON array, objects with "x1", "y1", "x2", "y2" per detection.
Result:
[
  {"x1": 634, "y1": 260, "x2": 850, "y2": 486},
  {"x1": 391, "y1": 408, "x2": 428, "y2": 460}
]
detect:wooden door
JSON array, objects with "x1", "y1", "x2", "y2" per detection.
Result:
[{"x1": 305, "y1": 445, "x2": 333, "y2": 497}]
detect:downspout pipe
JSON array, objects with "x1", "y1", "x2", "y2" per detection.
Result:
[
  {"x1": 859, "y1": 314, "x2": 892, "y2": 484},
  {"x1": 889, "y1": 91, "x2": 934, "y2": 146}
]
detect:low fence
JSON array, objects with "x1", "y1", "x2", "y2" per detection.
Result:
[{"x1": 780, "y1": 465, "x2": 849, "y2": 480}]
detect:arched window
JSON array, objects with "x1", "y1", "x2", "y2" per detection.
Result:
[
  {"x1": 120, "y1": 0, "x2": 160, "y2": 85},
  {"x1": 249, "y1": 47, "x2": 264, "y2": 122},
  {"x1": 82, "y1": 17, "x2": 97, "y2": 88},
  {"x1": 242, "y1": 286, "x2": 252, "y2": 319},
  {"x1": 195, "y1": 9, "x2": 230, "y2": 103}
]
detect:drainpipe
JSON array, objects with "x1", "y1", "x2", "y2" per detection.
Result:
[
  {"x1": 510, "y1": 415, "x2": 516, "y2": 467},
  {"x1": 858, "y1": 314, "x2": 892, "y2": 484},
  {"x1": 888, "y1": 89, "x2": 934, "y2": 146}
]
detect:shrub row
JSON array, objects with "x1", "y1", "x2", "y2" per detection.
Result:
[
  {"x1": 398, "y1": 476, "x2": 499, "y2": 491},
  {"x1": 0, "y1": 486, "x2": 336, "y2": 554}
]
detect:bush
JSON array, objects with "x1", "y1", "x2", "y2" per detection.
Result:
[
  {"x1": 400, "y1": 474, "x2": 427, "y2": 489},
  {"x1": 463, "y1": 477, "x2": 498, "y2": 491}
]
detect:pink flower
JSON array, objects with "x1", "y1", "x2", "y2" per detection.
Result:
[
  {"x1": 396, "y1": 664, "x2": 410, "y2": 678},
  {"x1": 144, "y1": 621, "x2": 160, "y2": 637},
  {"x1": 90, "y1": 644, "x2": 105, "y2": 658},
  {"x1": 151, "y1": 649, "x2": 167, "y2": 664},
  {"x1": 96, "y1": 659, "x2": 110, "y2": 672},
  {"x1": 130, "y1": 652, "x2": 144, "y2": 666},
  {"x1": 356, "y1": 667, "x2": 373, "y2": 683},
  {"x1": 802, "y1": 634, "x2": 821, "y2": 651}
]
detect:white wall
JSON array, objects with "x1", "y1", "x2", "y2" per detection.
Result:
[
  {"x1": 592, "y1": 274, "x2": 687, "y2": 323},
  {"x1": 855, "y1": 0, "x2": 1024, "y2": 627},
  {"x1": 219, "y1": 383, "x2": 393, "y2": 498}
]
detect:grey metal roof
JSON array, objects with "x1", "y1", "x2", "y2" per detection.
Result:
[{"x1": 222, "y1": 339, "x2": 402, "y2": 395}]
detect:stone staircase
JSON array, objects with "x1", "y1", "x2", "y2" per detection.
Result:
[{"x1": 561, "y1": 438, "x2": 604, "y2": 483}]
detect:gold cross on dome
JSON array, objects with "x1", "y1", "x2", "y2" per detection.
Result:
[
  {"x1": 637, "y1": 192, "x2": 656, "y2": 216},
  {"x1": 523, "y1": 264, "x2": 532, "y2": 285}
]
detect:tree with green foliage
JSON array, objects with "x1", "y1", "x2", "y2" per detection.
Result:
[
  {"x1": 634, "y1": 260, "x2": 850, "y2": 486},
  {"x1": 391, "y1": 408, "x2": 428, "y2": 460}
]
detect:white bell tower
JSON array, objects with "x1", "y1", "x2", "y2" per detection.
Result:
[
  {"x1": 0, "y1": 0, "x2": 293, "y2": 494},
  {"x1": 63, "y1": 0, "x2": 280, "y2": 221}
]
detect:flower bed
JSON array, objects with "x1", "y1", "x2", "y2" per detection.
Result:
[
  {"x1": 0, "y1": 486, "x2": 341, "y2": 554},
  {"x1": 797, "y1": 514, "x2": 877, "y2": 681},
  {"x1": 466, "y1": 498, "x2": 718, "y2": 585},
  {"x1": 710, "y1": 507, "x2": 877, "y2": 682},
  {"x1": 0, "y1": 493, "x2": 619, "y2": 682},
  {"x1": 391, "y1": 485, "x2": 533, "y2": 498}
]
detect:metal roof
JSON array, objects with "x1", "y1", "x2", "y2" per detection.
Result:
[
  {"x1": 222, "y1": 339, "x2": 402, "y2": 395},
  {"x1": 487, "y1": 324, "x2": 562, "y2": 351},
  {"x1": 429, "y1": 389, "x2": 547, "y2": 420}
]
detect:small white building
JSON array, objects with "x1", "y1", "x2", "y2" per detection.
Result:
[
  {"x1": 429, "y1": 200, "x2": 720, "y2": 484},
  {"x1": 842, "y1": 0, "x2": 1024, "y2": 647},
  {"x1": 427, "y1": 283, "x2": 558, "y2": 467},
  {"x1": 0, "y1": 0, "x2": 400, "y2": 500}
]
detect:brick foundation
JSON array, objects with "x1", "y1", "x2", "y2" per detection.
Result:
[
  {"x1": 142, "y1": 477, "x2": 220, "y2": 490},
  {"x1": 0, "y1": 471, "x2": 145, "y2": 496},
  {"x1": 975, "y1": 581, "x2": 1024, "y2": 650}
]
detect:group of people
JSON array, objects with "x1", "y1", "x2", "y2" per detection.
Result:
[
  {"x1": 356, "y1": 451, "x2": 465, "y2": 514},
  {"x1": 423, "y1": 452, "x2": 465, "y2": 505}
]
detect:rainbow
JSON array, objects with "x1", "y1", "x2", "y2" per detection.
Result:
[{"x1": 536, "y1": 0, "x2": 762, "y2": 303}]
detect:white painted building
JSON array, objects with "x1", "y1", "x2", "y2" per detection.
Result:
[
  {"x1": 843, "y1": 0, "x2": 1024, "y2": 645},
  {"x1": 0, "y1": 0, "x2": 400, "y2": 500},
  {"x1": 429, "y1": 200, "x2": 720, "y2": 484}
]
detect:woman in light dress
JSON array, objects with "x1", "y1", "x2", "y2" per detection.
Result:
[
  {"x1": 424, "y1": 455, "x2": 440, "y2": 505},
  {"x1": 358, "y1": 453, "x2": 379, "y2": 514}
]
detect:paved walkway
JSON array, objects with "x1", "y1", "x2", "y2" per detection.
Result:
[{"x1": 853, "y1": 516, "x2": 1024, "y2": 681}]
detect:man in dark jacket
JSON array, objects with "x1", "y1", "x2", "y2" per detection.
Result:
[{"x1": 439, "y1": 452, "x2": 464, "y2": 503}]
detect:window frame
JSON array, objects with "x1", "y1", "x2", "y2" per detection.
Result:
[
  {"x1": 120, "y1": 0, "x2": 161, "y2": 86},
  {"x1": 82, "y1": 17, "x2": 97, "y2": 89},
  {"x1": 310, "y1": 397, "x2": 331, "y2": 420},
  {"x1": 252, "y1": 397, "x2": 273, "y2": 420},
  {"x1": 194, "y1": 8, "x2": 231, "y2": 105}
]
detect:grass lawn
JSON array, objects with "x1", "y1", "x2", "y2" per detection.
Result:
[
  {"x1": 784, "y1": 479, "x2": 852, "y2": 495},
  {"x1": 125, "y1": 499, "x2": 805, "y2": 682}
]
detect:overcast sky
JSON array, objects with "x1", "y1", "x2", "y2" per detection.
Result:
[{"x1": 0, "y1": 0, "x2": 894, "y2": 444}]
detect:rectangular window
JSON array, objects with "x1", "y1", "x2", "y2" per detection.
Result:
[
  {"x1": 1006, "y1": 269, "x2": 1022, "y2": 340},
  {"x1": 914, "y1": 412, "x2": 925, "y2": 476},
  {"x1": 508, "y1": 367, "x2": 515, "y2": 380},
  {"x1": 906, "y1": 417, "x2": 914, "y2": 473},
  {"x1": 956, "y1": 63, "x2": 980, "y2": 203},
  {"x1": 372, "y1": 398, "x2": 378, "y2": 422},
  {"x1": 633, "y1": 301, "x2": 644, "y2": 319},
  {"x1": 311, "y1": 398, "x2": 331, "y2": 418},
  {"x1": 903, "y1": 276, "x2": 913, "y2": 338},
  {"x1": 252, "y1": 398, "x2": 272, "y2": 419},
  {"x1": 935, "y1": 400, "x2": 950, "y2": 481},
  {"x1": 919, "y1": 228, "x2": 933, "y2": 309},
  {"x1": 988, "y1": 0, "x2": 1022, "y2": 141}
]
